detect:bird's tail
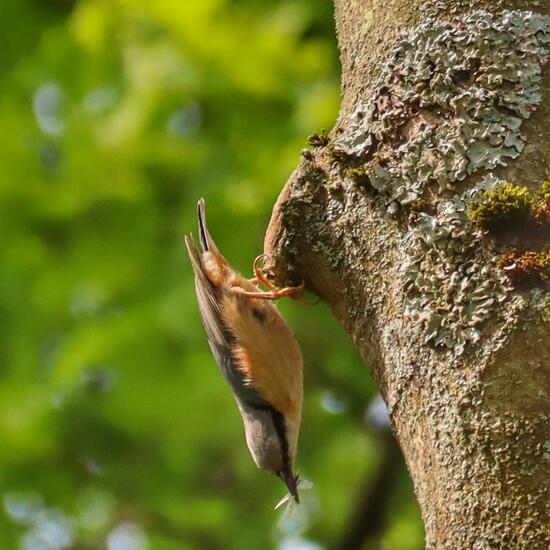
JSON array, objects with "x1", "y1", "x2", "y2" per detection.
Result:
[
  {"x1": 197, "y1": 198, "x2": 220, "y2": 255},
  {"x1": 185, "y1": 199, "x2": 229, "y2": 352}
]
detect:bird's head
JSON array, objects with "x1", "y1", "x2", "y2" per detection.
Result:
[{"x1": 238, "y1": 402, "x2": 301, "y2": 502}]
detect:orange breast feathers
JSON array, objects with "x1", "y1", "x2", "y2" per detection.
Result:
[{"x1": 222, "y1": 277, "x2": 303, "y2": 420}]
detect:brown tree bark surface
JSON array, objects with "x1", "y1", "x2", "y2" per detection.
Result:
[{"x1": 264, "y1": 1, "x2": 550, "y2": 548}]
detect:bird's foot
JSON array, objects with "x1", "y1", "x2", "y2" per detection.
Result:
[
  {"x1": 242, "y1": 255, "x2": 305, "y2": 301},
  {"x1": 243, "y1": 254, "x2": 318, "y2": 303}
]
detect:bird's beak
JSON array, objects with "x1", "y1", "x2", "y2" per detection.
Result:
[{"x1": 279, "y1": 467, "x2": 300, "y2": 504}]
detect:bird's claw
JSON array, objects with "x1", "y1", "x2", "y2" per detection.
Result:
[{"x1": 246, "y1": 255, "x2": 306, "y2": 301}]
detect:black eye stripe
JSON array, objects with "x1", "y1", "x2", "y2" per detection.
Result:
[{"x1": 269, "y1": 408, "x2": 290, "y2": 470}]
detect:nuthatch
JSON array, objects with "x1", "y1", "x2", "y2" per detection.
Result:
[{"x1": 185, "y1": 199, "x2": 304, "y2": 504}]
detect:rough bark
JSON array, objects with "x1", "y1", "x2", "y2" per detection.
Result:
[{"x1": 264, "y1": 1, "x2": 550, "y2": 548}]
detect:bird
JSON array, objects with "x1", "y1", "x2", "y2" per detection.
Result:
[{"x1": 185, "y1": 198, "x2": 305, "y2": 504}]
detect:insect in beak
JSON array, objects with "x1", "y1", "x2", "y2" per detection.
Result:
[{"x1": 274, "y1": 475, "x2": 314, "y2": 511}]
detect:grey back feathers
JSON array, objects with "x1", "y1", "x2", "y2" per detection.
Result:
[{"x1": 184, "y1": 234, "x2": 226, "y2": 352}]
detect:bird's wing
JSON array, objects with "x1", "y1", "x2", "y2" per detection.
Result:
[
  {"x1": 215, "y1": 346, "x2": 272, "y2": 411},
  {"x1": 185, "y1": 233, "x2": 269, "y2": 411},
  {"x1": 185, "y1": 234, "x2": 227, "y2": 351}
]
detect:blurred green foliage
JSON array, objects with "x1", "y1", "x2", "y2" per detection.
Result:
[{"x1": 0, "y1": 0, "x2": 423, "y2": 548}]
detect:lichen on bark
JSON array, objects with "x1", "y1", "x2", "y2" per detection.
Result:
[{"x1": 333, "y1": 11, "x2": 550, "y2": 206}]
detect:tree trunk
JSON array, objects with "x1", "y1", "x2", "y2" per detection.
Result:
[{"x1": 264, "y1": 1, "x2": 550, "y2": 548}]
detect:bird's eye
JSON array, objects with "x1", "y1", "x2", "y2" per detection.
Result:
[{"x1": 252, "y1": 308, "x2": 266, "y2": 323}]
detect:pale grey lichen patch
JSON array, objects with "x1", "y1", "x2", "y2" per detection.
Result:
[
  {"x1": 334, "y1": 10, "x2": 550, "y2": 207},
  {"x1": 401, "y1": 177, "x2": 526, "y2": 355},
  {"x1": 528, "y1": 288, "x2": 550, "y2": 322}
]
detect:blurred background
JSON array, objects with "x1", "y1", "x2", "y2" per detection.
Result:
[{"x1": 0, "y1": 0, "x2": 424, "y2": 548}]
